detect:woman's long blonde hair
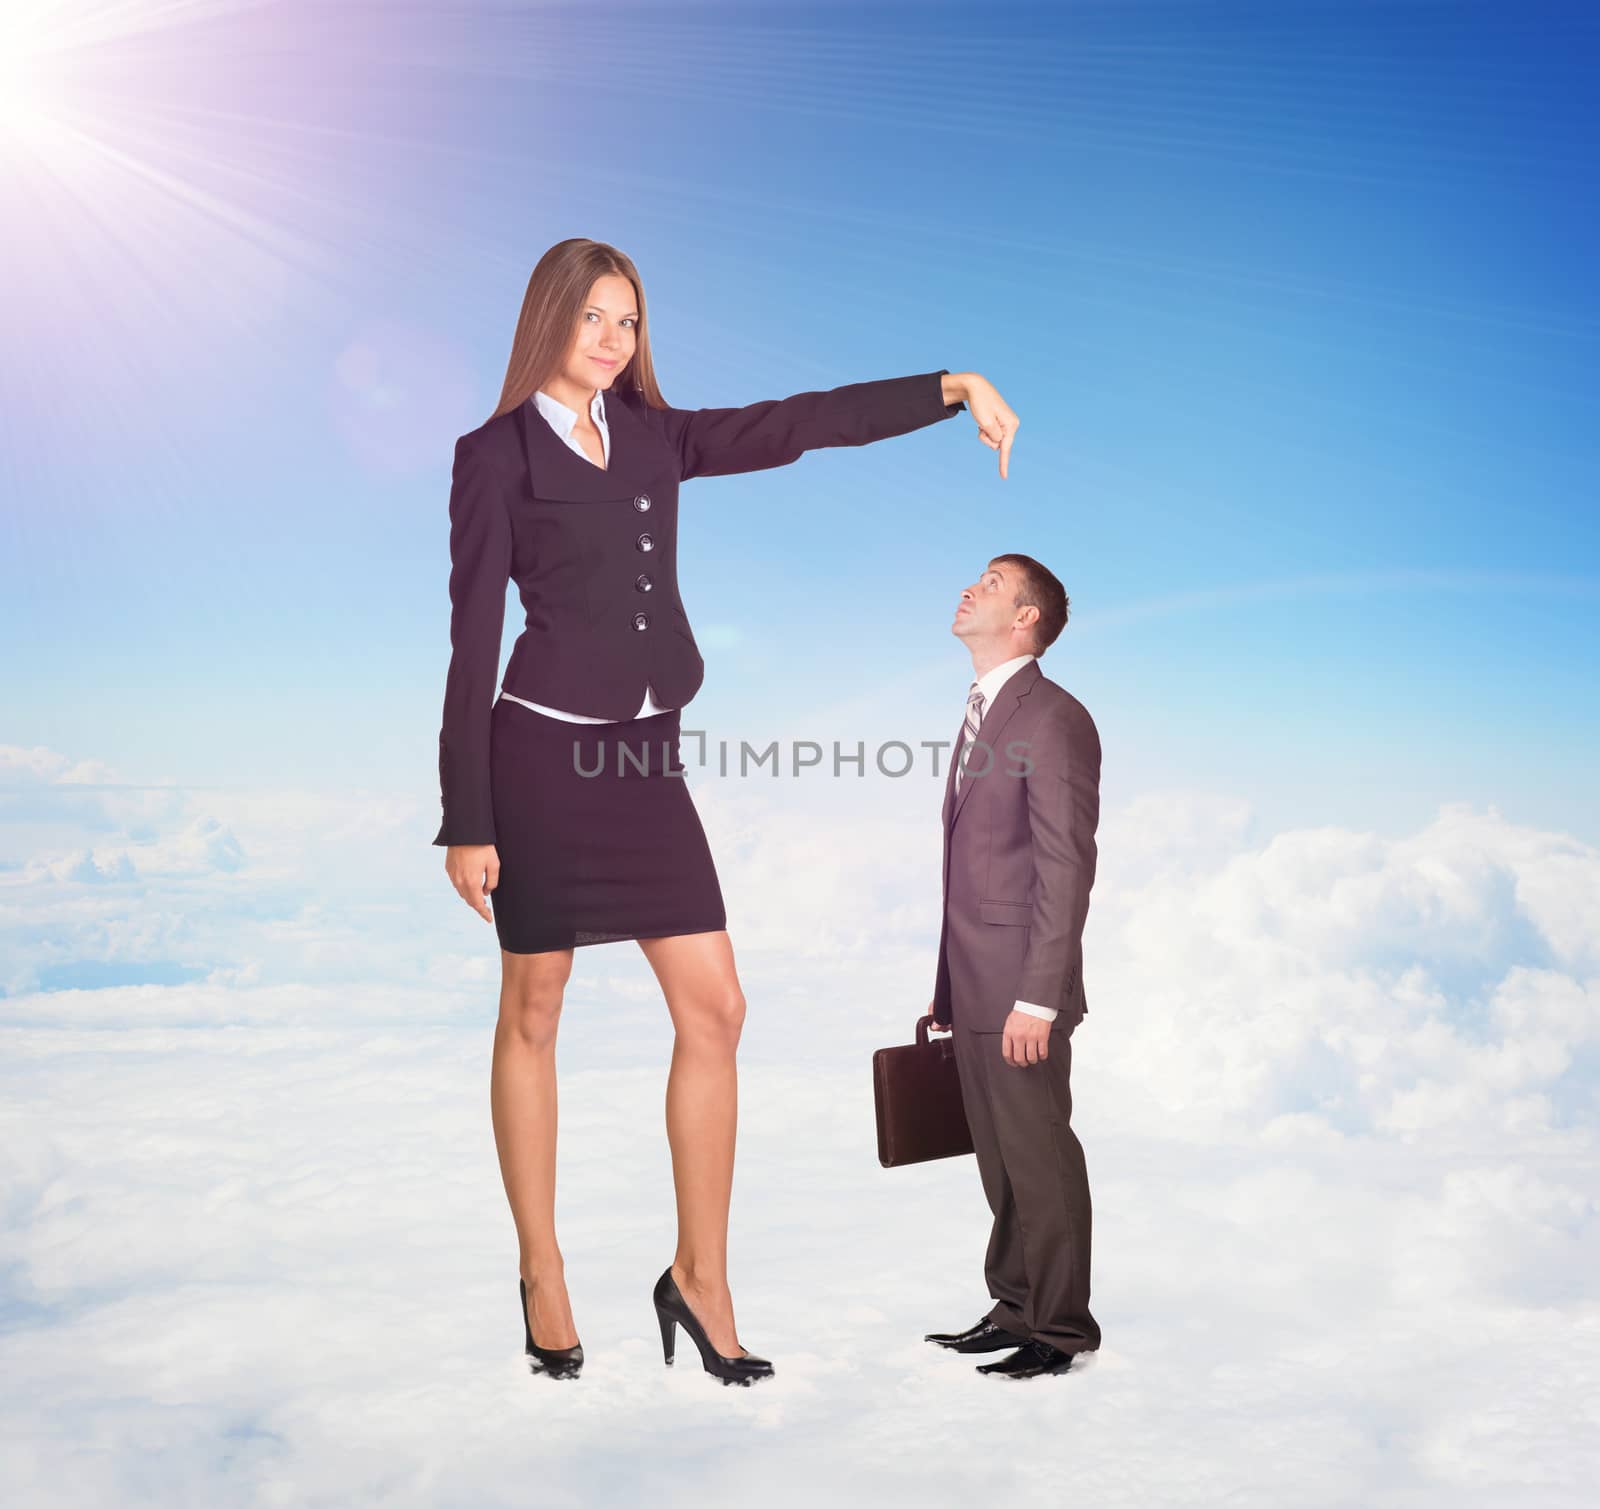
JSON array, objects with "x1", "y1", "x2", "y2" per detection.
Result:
[{"x1": 490, "y1": 238, "x2": 667, "y2": 421}]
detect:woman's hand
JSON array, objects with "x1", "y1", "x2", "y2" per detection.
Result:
[
  {"x1": 943, "y1": 372, "x2": 1020, "y2": 479},
  {"x1": 445, "y1": 844, "x2": 500, "y2": 923}
]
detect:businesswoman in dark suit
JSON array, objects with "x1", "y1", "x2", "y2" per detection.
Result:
[{"x1": 433, "y1": 237, "x2": 1018, "y2": 1385}]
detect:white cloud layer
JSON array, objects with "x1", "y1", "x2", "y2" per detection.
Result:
[{"x1": 3, "y1": 741, "x2": 1598, "y2": 1505}]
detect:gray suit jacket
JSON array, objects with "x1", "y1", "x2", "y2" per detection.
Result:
[{"x1": 932, "y1": 657, "x2": 1101, "y2": 1034}]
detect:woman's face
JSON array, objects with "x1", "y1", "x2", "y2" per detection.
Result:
[{"x1": 564, "y1": 273, "x2": 638, "y2": 390}]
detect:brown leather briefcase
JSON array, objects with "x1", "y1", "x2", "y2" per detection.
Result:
[{"x1": 873, "y1": 1014, "x2": 974, "y2": 1167}]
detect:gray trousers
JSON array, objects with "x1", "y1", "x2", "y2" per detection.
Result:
[{"x1": 951, "y1": 1019, "x2": 1100, "y2": 1353}]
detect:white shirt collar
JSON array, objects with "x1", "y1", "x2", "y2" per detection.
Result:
[
  {"x1": 533, "y1": 387, "x2": 610, "y2": 462},
  {"x1": 972, "y1": 652, "x2": 1037, "y2": 706}
]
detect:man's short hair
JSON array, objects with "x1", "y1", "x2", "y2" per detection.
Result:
[{"x1": 991, "y1": 553, "x2": 1069, "y2": 654}]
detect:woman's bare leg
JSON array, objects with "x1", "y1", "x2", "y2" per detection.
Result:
[
  {"x1": 491, "y1": 945, "x2": 580, "y2": 1350},
  {"x1": 636, "y1": 929, "x2": 748, "y2": 1358}
]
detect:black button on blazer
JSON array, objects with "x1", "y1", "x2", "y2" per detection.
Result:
[{"x1": 432, "y1": 368, "x2": 966, "y2": 847}]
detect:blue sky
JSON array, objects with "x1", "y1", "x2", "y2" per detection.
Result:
[
  {"x1": 3, "y1": 3, "x2": 1598, "y2": 1504},
  {"x1": 3, "y1": 0, "x2": 1595, "y2": 842}
]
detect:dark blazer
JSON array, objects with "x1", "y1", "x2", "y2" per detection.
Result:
[
  {"x1": 433, "y1": 369, "x2": 966, "y2": 846},
  {"x1": 931, "y1": 658, "x2": 1101, "y2": 1033}
]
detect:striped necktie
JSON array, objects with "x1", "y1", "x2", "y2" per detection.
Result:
[{"x1": 954, "y1": 681, "x2": 985, "y2": 796}]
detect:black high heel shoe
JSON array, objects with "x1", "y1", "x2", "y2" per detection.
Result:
[
  {"x1": 652, "y1": 1266, "x2": 774, "y2": 1386},
  {"x1": 520, "y1": 1276, "x2": 583, "y2": 1379}
]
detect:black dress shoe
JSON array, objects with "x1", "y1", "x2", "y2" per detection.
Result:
[
  {"x1": 976, "y1": 1339, "x2": 1077, "y2": 1378},
  {"x1": 520, "y1": 1277, "x2": 584, "y2": 1379},
  {"x1": 652, "y1": 1267, "x2": 775, "y2": 1386},
  {"x1": 924, "y1": 1317, "x2": 1029, "y2": 1353}
]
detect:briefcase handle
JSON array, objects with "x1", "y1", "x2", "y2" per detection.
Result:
[{"x1": 916, "y1": 1013, "x2": 953, "y2": 1046}]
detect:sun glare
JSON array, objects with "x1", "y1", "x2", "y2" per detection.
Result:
[{"x1": 0, "y1": 6, "x2": 58, "y2": 146}]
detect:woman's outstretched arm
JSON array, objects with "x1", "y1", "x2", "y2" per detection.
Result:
[{"x1": 656, "y1": 368, "x2": 969, "y2": 482}]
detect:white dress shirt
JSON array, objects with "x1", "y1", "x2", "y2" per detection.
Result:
[
  {"x1": 961, "y1": 652, "x2": 1058, "y2": 1024},
  {"x1": 497, "y1": 387, "x2": 674, "y2": 724}
]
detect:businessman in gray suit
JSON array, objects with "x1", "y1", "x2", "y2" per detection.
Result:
[{"x1": 925, "y1": 553, "x2": 1102, "y2": 1378}]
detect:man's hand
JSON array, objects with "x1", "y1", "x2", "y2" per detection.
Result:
[
  {"x1": 1002, "y1": 1009, "x2": 1051, "y2": 1068},
  {"x1": 927, "y1": 999, "x2": 951, "y2": 1032},
  {"x1": 445, "y1": 843, "x2": 499, "y2": 923}
]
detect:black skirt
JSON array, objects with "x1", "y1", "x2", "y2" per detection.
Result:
[{"x1": 487, "y1": 695, "x2": 727, "y2": 954}]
